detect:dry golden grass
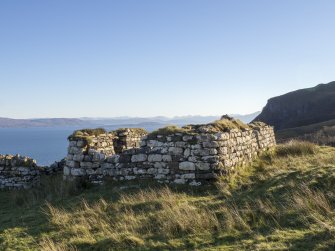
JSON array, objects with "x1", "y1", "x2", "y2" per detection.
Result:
[
  {"x1": 147, "y1": 125, "x2": 193, "y2": 139},
  {"x1": 2, "y1": 142, "x2": 335, "y2": 250},
  {"x1": 39, "y1": 237, "x2": 78, "y2": 251},
  {"x1": 43, "y1": 186, "x2": 219, "y2": 249},
  {"x1": 148, "y1": 118, "x2": 250, "y2": 139},
  {"x1": 67, "y1": 128, "x2": 107, "y2": 143},
  {"x1": 275, "y1": 140, "x2": 317, "y2": 156}
]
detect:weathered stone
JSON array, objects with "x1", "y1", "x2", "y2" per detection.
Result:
[
  {"x1": 162, "y1": 155, "x2": 172, "y2": 162},
  {"x1": 173, "y1": 178, "x2": 186, "y2": 184},
  {"x1": 73, "y1": 154, "x2": 84, "y2": 162},
  {"x1": 202, "y1": 156, "x2": 220, "y2": 163},
  {"x1": 71, "y1": 168, "x2": 86, "y2": 176},
  {"x1": 154, "y1": 162, "x2": 167, "y2": 168},
  {"x1": 66, "y1": 160, "x2": 80, "y2": 168},
  {"x1": 195, "y1": 162, "x2": 211, "y2": 170},
  {"x1": 168, "y1": 147, "x2": 184, "y2": 155},
  {"x1": 189, "y1": 180, "x2": 201, "y2": 186},
  {"x1": 179, "y1": 161, "x2": 195, "y2": 170},
  {"x1": 131, "y1": 154, "x2": 147, "y2": 162},
  {"x1": 184, "y1": 148, "x2": 191, "y2": 158},
  {"x1": 107, "y1": 155, "x2": 120, "y2": 163},
  {"x1": 183, "y1": 135, "x2": 194, "y2": 142},
  {"x1": 62, "y1": 124, "x2": 275, "y2": 186},
  {"x1": 202, "y1": 141, "x2": 219, "y2": 148},
  {"x1": 147, "y1": 168, "x2": 156, "y2": 174},
  {"x1": 63, "y1": 166, "x2": 71, "y2": 175},
  {"x1": 154, "y1": 174, "x2": 166, "y2": 179},
  {"x1": 80, "y1": 162, "x2": 93, "y2": 168},
  {"x1": 148, "y1": 154, "x2": 162, "y2": 162},
  {"x1": 158, "y1": 168, "x2": 169, "y2": 174},
  {"x1": 188, "y1": 156, "x2": 198, "y2": 162},
  {"x1": 147, "y1": 140, "x2": 164, "y2": 148},
  {"x1": 181, "y1": 173, "x2": 195, "y2": 179},
  {"x1": 101, "y1": 163, "x2": 114, "y2": 169},
  {"x1": 175, "y1": 141, "x2": 187, "y2": 148}
]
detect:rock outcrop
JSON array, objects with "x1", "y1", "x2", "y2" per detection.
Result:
[{"x1": 254, "y1": 81, "x2": 335, "y2": 130}]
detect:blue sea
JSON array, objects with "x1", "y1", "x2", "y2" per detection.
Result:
[
  {"x1": 0, "y1": 125, "x2": 162, "y2": 166},
  {"x1": 0, "y1": 127, "x2": 80, "y2": 166}
]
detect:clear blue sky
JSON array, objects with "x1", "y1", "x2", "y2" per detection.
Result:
[{"x1": 1, "y1": 0, "x2": 334, "y2": 118}]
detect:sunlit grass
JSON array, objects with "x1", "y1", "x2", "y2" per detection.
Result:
[{"x1": 1, "y1": 142, "x2": 335, "y2": 250}]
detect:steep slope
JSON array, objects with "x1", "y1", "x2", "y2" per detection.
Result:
[
  {"x1": 276, "y1": 119, "x2": 335, "y2": 146},
  {"x1": 254, "y1": 81, "x2": 335, "y2": 130}
]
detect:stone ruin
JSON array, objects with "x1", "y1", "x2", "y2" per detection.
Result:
[
  {"x1": 0, "y1": 154, "x2": 40, "y2": 189},
  {"x1": 65, "y1": 128, "x2": 147, "y2": 179},
  {"x1": 64, "y1": 118, "x2": 276, "y2": 185},
  {"x1": 0, "y1": 118, "x2": 276, "y2": 189}
]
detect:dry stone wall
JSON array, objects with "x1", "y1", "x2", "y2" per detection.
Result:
[
  {"x1": 64, "y1": 121, "x2": 276, "y2": 185},
  {"x1": 113, "y1": 128, "x2": 148, "y2": 153},
  {"x1": 0, "y1": 155, "x2": 40, "y2": 189},
  {"x1": 64, "y1": 128, "x2": 148, "y2": 183}
]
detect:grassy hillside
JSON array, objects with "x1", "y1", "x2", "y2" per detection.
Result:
[
  {"x1": 276, "y1": 119, "x2": 335, "y2": 146},
  {"x1": 1, "y1": 142, "x2": 335, "y2": 250}
]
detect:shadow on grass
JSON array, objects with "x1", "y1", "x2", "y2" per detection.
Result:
[
  {"x1": 2, "y1": 151, "x2": 335, "y2": 250},
  {"x1": 288, "y1": 230, "x2": 335, "y2": 251}
]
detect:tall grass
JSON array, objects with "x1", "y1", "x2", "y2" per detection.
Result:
[
  {"x1": 9, "y1": 175, "x2": 91, "y2": 208},
  {"x1": 2, "y1": 142, "x2": 335, "y2": 250},
  {"x1": 39, "y1": 238, "x2": 77, "y2": 251},
  {"x1": 44, "y1": 187, "x2": 219, "y2": 249},
  {"x1": 275, "y1": 140, "x2": 317, "y2": 157}
]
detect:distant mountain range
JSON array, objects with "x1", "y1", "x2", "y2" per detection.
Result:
[
  {"x1": 0, "y1": 117, "x2": 88, "y2": 128},
  {"x1": 0, "y1": 112, "x2": 260, "y2": 129},
  {"x1": 254, "y1": 81, "x2": 335, "y2": 130}
]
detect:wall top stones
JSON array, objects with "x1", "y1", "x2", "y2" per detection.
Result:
[
  {"x1": 0, "y1": 154, "x2": 40, "y2": 189},
  {"x1": 145, "y1": 117, "x2": 271, "y2": 141},
  {"x1": 68, "y1": 128, "x2": 148, "y2": 149},
  {"x1": 0, "y1": 154, "x2": 37, "y2": 168}
]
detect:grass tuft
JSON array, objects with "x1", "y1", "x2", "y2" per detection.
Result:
[
  {"x1": 148, "y1": 118, "x2": 251, "y2": 139},
  {"x1": 67, "y1": 128, "x2": 107, "y2": 144},
  {"x1": 147, "y1": 125, "x2": 193, "y2": 139},
  {"x1": 275, "y1": 140, "x2": 317, "y2": 157}
]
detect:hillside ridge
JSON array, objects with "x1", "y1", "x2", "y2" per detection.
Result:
[{"x1": 254, "y1": 81, "x2": 335, "y2": 130}]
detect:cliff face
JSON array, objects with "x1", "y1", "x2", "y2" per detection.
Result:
[{"x1": 254, "y1": 81, "x2": 335, "y2": 130}]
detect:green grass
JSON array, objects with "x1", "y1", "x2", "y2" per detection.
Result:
[
  {"x1": 1, "y1": 143, "x2": 335, "y2": 250},
  {"x1": 148, "y1": 118, "x2": 251, "y2": 140},
  {"x1": 185, "y1": 118, "x2": 250, "y2": 133},
  {"x1": 276, "y1": 119, "x2": 335, "y2": 145},
  {"x1": 147, "y1": 125, "x2": 194, "y2": 139},
  {"x1": 67, "y1": 128, "x2": 107, "y2": 144},
  {"x1": 114, "y1": 128, "x2": 148, "y2": 135},
  {"x1": 275, "y1": 140, "x2": 317, "y2": 157}
]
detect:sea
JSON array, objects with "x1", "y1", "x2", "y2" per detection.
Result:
[
  {"x1": 0, "y1": 124, "x2": 162, "y2": 166},
  {"x1": 0, "y1": 127, "x2": 81, "y2": 166}
]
